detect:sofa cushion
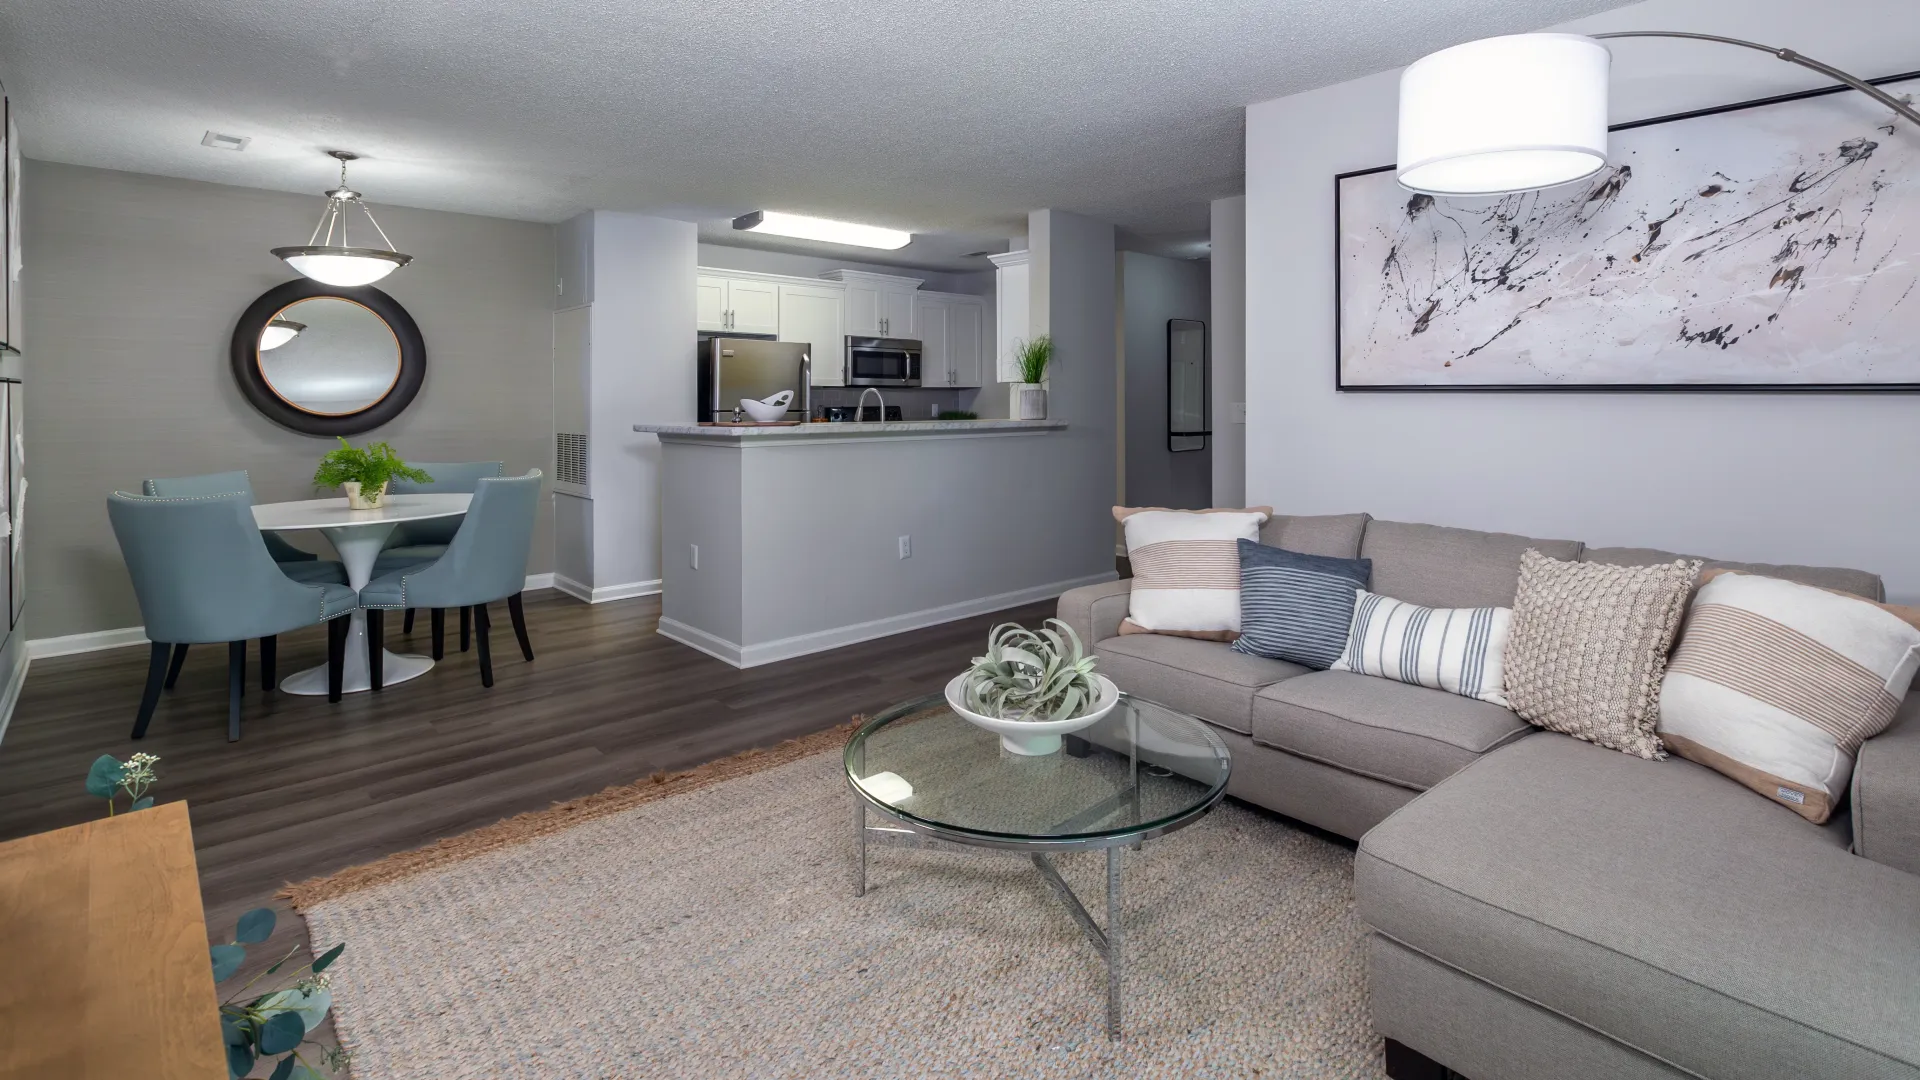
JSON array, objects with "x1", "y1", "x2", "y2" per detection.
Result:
[
  {"x1": 1258, "y1": 512, "x2": 1371, "y2": 559},
  {"x1": 1852, "y1": 695, "x2": 1920, "y2": 875},
  {"x1": 1357, "y1": 734, "x2": 1920, "y2": 1080},
  {"x1": 1583, "y1": 545, "x2": 1886, "y2": 602},
  {"x1": 1360, "y1": 520, "x2": 1583, "y2": 609},
  {"x1": 1096, "y1": 634, "x2": 1306, "y2": 735},
  {"x1": 1251, "y1": 671, "x2": 1530, "y2": 790}
]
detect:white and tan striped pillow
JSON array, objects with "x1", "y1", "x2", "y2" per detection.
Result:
[
  {"x1": 1115, "y1": 508, "x2": 1270, "y2": 639},
  {"x1": 1659, "y1": 570, "x2": 1920, "y2": 823}
]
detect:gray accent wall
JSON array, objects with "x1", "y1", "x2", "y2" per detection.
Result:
[
  {"x1": 1244, "y1": 0, "x2": 1920, "y2": 603},
  {"x1": 1210, "y1": 195, "x2": 1246, "y2": 509},
  {"x1": 23, "y1": 161, "x2": 557, "y2": 639},
  {"x1": 1121, "y1": 251, "x2": 1211, "y2": 511}
]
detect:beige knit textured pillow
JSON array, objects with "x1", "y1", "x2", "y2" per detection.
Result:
[{"x1": 1504, "y1": 549, "x2": 1702, "y2": 760}]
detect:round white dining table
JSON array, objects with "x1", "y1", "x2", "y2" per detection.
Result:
[{"x1": 251, "y1": 493, "x2": 471, "y2": 695}]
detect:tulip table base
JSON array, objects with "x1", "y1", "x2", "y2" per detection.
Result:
[{"x1": 277, "y1": 518, "x2": 437, "y2": 696}]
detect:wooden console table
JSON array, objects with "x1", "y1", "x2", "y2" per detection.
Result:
[{"x1": 0, "y1": 801, "x2": 224, "y2": 1079}]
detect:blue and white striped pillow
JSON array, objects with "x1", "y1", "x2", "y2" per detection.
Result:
[
  {"x1": 1231, "y1": 541, "x2": 1372, "y2": 669},
  {"x1": 1332, "y1": 590, "x2": 1512, "y2": 706}
]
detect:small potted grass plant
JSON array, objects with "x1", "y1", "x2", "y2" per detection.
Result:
[
  {"x1": 313, "y1": 438, "x2": 431, "y2": 509},
  {"x1": 946, "y1": 618, "x2": 1118, "y2": 755},
  {"x1": 1009, "y1": 335, "x2": 1052, "y2": 420}
]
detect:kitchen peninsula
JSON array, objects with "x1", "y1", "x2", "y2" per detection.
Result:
[{"x1": 634, "y1": 419, "x2": 1112, "y2": 667}]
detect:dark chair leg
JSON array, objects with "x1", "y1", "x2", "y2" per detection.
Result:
[
  {"x1": 327, "y1": 617, "x2": 348, "y2": 703},
  {"x1": 260, "y1": 635, "x2": 277, "y2": 693},
  {"x1": 507, "y1": 592, "x2": 535, "y2": 662},
  {"x1": 474, "y1": 602, "x2": 494, "y2": 688},
  {"x1": 163, "y1": 643, "x2": 189, "y2": 691},
  {"x1": 367, "y1": 610, "x2": 385, "y2": 691},
  {"x1": 460, "y1": 605, "x2": 471, "y2": 652},
  {"x1": 431, "y1": 608, "x2": 446, "y2": 661},
  {"x1": 404, "y1": 608, "x2": 415, "y2": 635},
  {"x1": 227, "y1": 640, "x2": 245, "y2": 742},
  {"x1": 132, "y1": 642, "x2": 169, "y2": 739},
  {"x1": 1384, "y1": 1039, "x2": 1452, "y2": 1080}
]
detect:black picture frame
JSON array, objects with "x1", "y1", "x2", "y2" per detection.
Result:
[
  {"x1": 1334, "y1": 69, "x2": 1920, "y2": 393},
  {"x1": 231, "y1": 278, "x2": 427, "y2": 434},
  {"x1": 1167, "y1": 317, "x2": 1209, "y2": 451}
]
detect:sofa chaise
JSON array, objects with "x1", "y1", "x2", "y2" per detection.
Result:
[{"x1": 1057, "y1": 513, "x2": 1920, "y2": 1080}]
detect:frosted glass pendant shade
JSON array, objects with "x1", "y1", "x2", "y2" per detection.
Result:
[
  {"x1": 1397, "y1": 34, "x2": 1611, "y2": 196},
  {"x1": 274, "y1": 247, "x2": 411, "y2": 287}
]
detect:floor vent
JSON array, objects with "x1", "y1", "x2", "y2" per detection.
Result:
[{"x1": 555, "y1": 433, "x2": 588, "y2": 489}]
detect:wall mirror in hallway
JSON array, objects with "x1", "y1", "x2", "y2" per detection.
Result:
[
  {"x1": 230, "y1": 279, "x2": 426, "y2": 435},
  {"x1": 1168, "y1": 318, "x2": 1207, "y2": 452}
]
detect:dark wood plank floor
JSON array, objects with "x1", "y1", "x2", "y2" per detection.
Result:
[{"x1": 0, "y1": 589, "x2": 1053, "y2": 1074}]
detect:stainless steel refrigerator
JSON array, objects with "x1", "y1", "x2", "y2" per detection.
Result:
[{"x1": 697, "y1": 337, "x2": 811, "y2": 422}]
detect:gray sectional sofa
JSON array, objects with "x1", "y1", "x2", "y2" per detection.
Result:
[{"x1": 1057, "y1": 513, "x2": 1920, "y2": 1080}]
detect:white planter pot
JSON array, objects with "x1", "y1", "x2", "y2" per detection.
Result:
[
  {"x1": 1010, "y1": 383, "x2": 1048, "y2": 420},
  {"x1": 944, "y1": 673, "x2": 1120, "y2": 756},
  {"x1": 341, "y1": 480, "x2": 389, "y2": 510}
]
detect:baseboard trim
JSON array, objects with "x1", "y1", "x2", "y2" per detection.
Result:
[
  {"x1": 656, "y1": 570, "x2": 1119, "y2": 669},
  {"x1": 29, "y1": 573, "x2": 564, "y2": 659},
  {"x1": 0, "y1": 646, "x2": 30, "y2": 748},
  {"x1": 553, "y1": 574, "x2": 663, "y2": 604},
  {"x1": 30, "y1": 625, "x2": 150, "y2": 659}
]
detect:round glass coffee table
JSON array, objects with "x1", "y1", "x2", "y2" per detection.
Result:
[{"x1": 845, "y1": 691, "x2": 1231, "y2": 1038}]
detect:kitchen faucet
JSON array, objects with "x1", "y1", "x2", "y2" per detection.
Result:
[{"x1": 855, "y1": 386, "x2": 887, "y2": 424}]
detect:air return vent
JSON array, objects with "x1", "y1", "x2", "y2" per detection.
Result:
[{"x1": 555, "y1": 433, "x2": 588, "y2": 489}]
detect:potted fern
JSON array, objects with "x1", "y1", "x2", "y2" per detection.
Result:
[
  {"x1": 946, "y1": 619, "x2": 1119, "y2": 755},
  {"x1": 313, "y1": 438, "x2": 432, "y2": 509},
  {"x1": 1009, "y1": 335, "x2": 1052, "y2": 420}
]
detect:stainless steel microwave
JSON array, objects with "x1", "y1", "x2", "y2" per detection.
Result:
[{"x1": 845, "y1": 336, "x2": 921, "y2": 387}]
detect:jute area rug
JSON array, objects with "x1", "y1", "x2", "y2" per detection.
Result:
[{"x1": 288, "y1": 726, "x2": 1385, "y2": 1079}]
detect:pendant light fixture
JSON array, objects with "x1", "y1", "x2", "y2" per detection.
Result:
[
  {"x1": 258, "y1": 316, "x2": 306, "y2": 350},
  {"x1": 272, "y1": 150, "x2": 413, "y2": 286}
]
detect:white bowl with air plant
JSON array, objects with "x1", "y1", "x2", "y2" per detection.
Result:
[{"x1": 946, "y1": 618, "x2": 1120, "y2": 756}]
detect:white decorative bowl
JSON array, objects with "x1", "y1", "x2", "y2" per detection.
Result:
[
  {"x1": 739, "y1": 390, "x2": 793, "y2": 422},
  {"x1": 943, "y1": 672, "x2": 1121, "y2": 756}
]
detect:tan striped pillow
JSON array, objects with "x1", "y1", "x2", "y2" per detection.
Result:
[
  {"x1": 1659, "y1": 571, "x2": 1920, "y2": 823},
  {"x1": 1114, "y1": 508, "x2": 1270, "y2": 640}
]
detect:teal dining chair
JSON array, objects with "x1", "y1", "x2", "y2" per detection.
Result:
[
  {"x1": 109, "y1": 491, "x2": 358, "y2": 741},
  {"x1": 141, "y1": 470, "x2": 348, "y2": 691},
  {"x1": 359, "y1": 471, "x2": 541, "y2": 689},
  {"x1": 375, "y1": 460, "x2": 505, "y2": 652}
]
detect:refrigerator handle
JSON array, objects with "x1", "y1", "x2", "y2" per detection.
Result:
[{"x1": 799, "y1": 353, "x2": 812, "y2": 420}]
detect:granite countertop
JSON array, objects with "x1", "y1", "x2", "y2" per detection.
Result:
[{"x1": 635, "y1": 419, "x2": 1067, "y2": 439}]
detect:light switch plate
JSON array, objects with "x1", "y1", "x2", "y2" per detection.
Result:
[
  {"x1": 690, "y1": 544, "x2": 699, "y2": 570},
  {"x1": 1231, "y1": 401, "x2": 1247, "y2": 424}
]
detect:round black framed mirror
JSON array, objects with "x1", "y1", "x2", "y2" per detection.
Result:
[{"x1": 231, "y1": 279, "x2": 426, "y2": 435}]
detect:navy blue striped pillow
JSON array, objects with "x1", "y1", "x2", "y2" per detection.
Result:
[{"x1": 1231, "y1": 540, "x2": 1372, "y2": 669}]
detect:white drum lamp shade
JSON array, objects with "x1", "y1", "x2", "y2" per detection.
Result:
[{"x1": 1397, "y1": 34, "x2": 1612, "y2": 196}]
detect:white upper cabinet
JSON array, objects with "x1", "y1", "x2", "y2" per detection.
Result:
[
  {"x1": 698, "y1": 274, "x2": 780, "y2": 335},
  {"x1": 696, "y1": 276, "x2": 729, "y2": 333},
  {"x1": 777, "y1": 283, "x2": 846, "y2": 387},
  {"x1": 821, "y1": 270, "x2": 922, "y2": 338},
  {"x1": 912, "y1": 292, "x2": 989, "y2": 387}
]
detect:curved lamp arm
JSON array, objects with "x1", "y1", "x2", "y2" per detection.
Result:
[{"x1": 1592, "y1": 31, "x2": 1920, "y2": 128}]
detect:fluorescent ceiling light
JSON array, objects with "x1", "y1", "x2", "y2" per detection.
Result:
[{"x1": 732, "y1": 211, "x2": 911, "y2": 250}]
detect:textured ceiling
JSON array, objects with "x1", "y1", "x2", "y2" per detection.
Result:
[{"x1": 0, "y1": 0, "x2": 1623, "y2": 271}]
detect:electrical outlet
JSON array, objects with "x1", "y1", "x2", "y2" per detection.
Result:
[
  {"x1": 898, "y1": 535, "x2": 912, "y2": 560},
  {"x1": 690, "y1": 543, "x2": 699, "y2": 570}
]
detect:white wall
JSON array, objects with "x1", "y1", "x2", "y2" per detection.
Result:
[
  {"x1": 1121, "y1": 251, "x2": 1211, "y2": 510},
  {"x1": 586, "y1": 213, "x2": 698, "y2": 594},
  {"x1": 1210, "y1": 195, "x2": 1247, "y2": 508},
  {"x1": 1245, "y1": 0, "x2": 1920, "y2": 601}
]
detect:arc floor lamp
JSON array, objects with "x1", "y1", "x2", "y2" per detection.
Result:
[{"x1": 1396, "y1": 31, "x2": 1920, "y2": 196}]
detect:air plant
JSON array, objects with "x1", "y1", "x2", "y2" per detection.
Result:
[{"x1": 962, "y1": 619, "x2": 1100, "y2": 722}]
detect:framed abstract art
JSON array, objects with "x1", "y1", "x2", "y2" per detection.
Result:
[{"x1": 1335, "y1": 72, "x2": 1920, "y2": 391}]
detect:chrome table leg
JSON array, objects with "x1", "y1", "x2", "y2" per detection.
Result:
[
  {"x1": 1107, "y1": 845, "x2": 1123, "y2": 1038},
  {"x1": 852, "y1": 743, "x2": 867, "y2": 898}
]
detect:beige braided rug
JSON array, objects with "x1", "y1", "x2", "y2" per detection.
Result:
[{"x1": 291, "y1": 727, "x2": 1384, "y2": 1079}]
